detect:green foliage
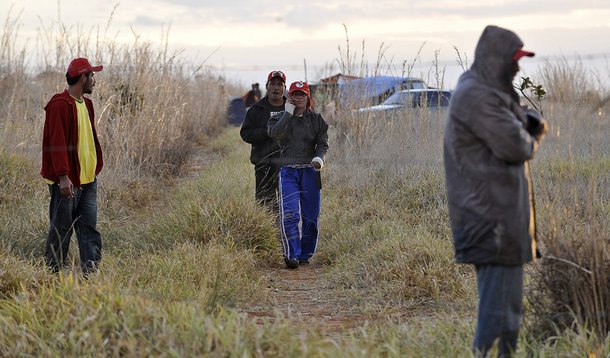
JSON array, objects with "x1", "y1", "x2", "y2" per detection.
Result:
[
  {"x1": 519, "y1": 76, "x2": 547, "y2": 100},
  {"x1": 517, "y1": 76, "x2": 547, "y2": 114}
]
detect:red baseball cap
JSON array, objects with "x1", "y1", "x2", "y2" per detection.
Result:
[
  {"x1": 67, "y1": 58, "x2": 103, "y2": 77},
  {"x1": 513, "y1": 47, "x2": 535, "y2": 61},
  {"x1": 267, "y1": 70, "x2": 286, "y2": 83},
  {"x1": 288, "y1": 81, "x2": 314, "y2": 109}
]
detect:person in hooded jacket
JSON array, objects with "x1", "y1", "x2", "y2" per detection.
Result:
[
  {"x1": 240, "y1": 71, "x2": 287, "y2": 211},
  {"x1": 443, "y1": 26, "x2": 548, "y2": 357},
  {"x1": 268, "y1": 81, "x2": 329, "y2": 269},
  {"x1": 41, "y1": 58, "x2": 104, "y2": 275}
]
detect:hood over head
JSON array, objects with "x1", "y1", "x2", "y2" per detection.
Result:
[{"x1": 471, "y1": 25, "x2": 532, "y2": 99}]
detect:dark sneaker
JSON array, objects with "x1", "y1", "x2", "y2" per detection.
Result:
[
  {"x1": 285, "y1": 258, "x2": 299, "y2": 269},
  {"x1": 298, "y1": 259, "x2": 310, "y2": 265}
]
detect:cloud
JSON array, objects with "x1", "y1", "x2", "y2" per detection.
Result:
[
  {"x1": 134, "y1": 15, "x2": 165, "y2": 27},
  {"x1": 152, "y1": 0, "x2": 610, "y2": 32},
  {"x1": 158, "y1": 0, "x2": 212, "y2": 6}
]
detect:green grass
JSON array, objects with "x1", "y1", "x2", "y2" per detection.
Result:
[
  {"x1": 1, "y1": 117, "x2": 610, "y2": 356},
  {"x1": 1, "y1": 52, "x2": 610, "y2": 355},
  {"x1": 0, "y1": 150, "x2": 48, "y2": 258}
]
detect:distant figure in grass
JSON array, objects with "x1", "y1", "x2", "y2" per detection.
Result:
[
  {"x1": 243, "y1": 82, "x2": 262, "y2": 108},
  {"x1": 41, "y1": 58, "x2": 105, "y2": 275},
  {"x1": 240, "y1": 71, "x2": 287, "y2": 211},
  {"x1": 443, "y1": 25, "x2": 548, "y2": 357},
  {"x1": 268, "y1": 81, "x2": 329, "y2": 269}
]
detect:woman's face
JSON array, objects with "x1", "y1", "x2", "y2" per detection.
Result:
[{"x1": 290, "y1": 91, "x2": 308, "y2": 109}]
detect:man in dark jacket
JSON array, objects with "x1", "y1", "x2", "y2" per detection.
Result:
[
  {"x1": 42, "y1": 57, "x2": 104, "y2": 275},
  {"x1": 443, "y1": 26, "x2": 547, "y2": 356},
  {"x1": 240, "y1": 71, "x2": 286, "y2": 211}
]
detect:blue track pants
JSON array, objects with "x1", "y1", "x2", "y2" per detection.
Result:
[{"x1": 278, "y1": 166, "x2": 321, "y2": 261}]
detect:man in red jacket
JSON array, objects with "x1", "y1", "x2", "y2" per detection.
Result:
[{"x1": 41, "y1": 58, "x2": 104, "y2": 275}]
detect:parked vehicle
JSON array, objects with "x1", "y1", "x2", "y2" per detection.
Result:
[
  {"x1": 358, "y1": 89, "x2": 452, "y2": 113},
  {"x1": 339, "y1": 76, "x2": 428, "y2": 105}
]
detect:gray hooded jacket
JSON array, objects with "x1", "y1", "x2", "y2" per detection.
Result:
[
  {"x1": 443, "y1": 25, "x2": 539, "y2": 265},
  {"x1": 268, "y1": 109, "x2": 329, "y2": 166}
]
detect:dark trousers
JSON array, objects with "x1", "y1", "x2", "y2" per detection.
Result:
[
  {"x1": 254, "y1": 163, "x2": 279, "y2": 211},
  {"x1": 45, "y1": 180, "x2": 102, "y2": 274},
  {"x1": 473, "y1": 264, "x2": 524, "y2": 358}
]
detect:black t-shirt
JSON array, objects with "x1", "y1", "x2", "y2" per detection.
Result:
[{"x1": 267, "y1": 104, "x2": 284, "y2": 121}]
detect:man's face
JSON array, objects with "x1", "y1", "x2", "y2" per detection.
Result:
[
  {"x1": 83, "y1": 73, "x2": 96, "y2": 94},
  {"x1": 266, "y1": 78, "x2": 285, "y2": 101}
]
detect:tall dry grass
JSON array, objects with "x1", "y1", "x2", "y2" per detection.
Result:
[
  {"x1": 316, "y1": 25, "x2": 446, "y2": 113},
  {"x1": 322, "y1": 47, "x2": 610, "y2": 348},
  {"x1": 0, "y1": 8, "x2": 248, "y2": 263},
  {"x1": 524, "y1": 80, "x2": 610, "y2": 341},
  {"x1": 0, "y1": 9, "x2": 243, "y2": 258},
  {"x1": 1, "y1": 8, "x2": 610, "y2": 355},
  {"x1": 538, "y1": 56, "x2": 609, "y2": 108},
  {"x1": 0, "y1": 9, "x2": 240, "y2": 186}
]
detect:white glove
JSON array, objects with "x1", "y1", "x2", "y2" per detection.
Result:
[
  {"x1": 285, "y1": 102, "x2": 295, "y2": 115},
  {"x1": 311, "y1": 157, "x2": 324, "y2": 171}
]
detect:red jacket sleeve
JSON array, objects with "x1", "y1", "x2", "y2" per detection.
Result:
[{"x1": 45, "y1": 101, "x2": 71, "y2": 177}]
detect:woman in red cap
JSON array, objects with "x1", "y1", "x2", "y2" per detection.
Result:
[{"x1": 268, "y1": 81, "x2": 329, "y2": 269}]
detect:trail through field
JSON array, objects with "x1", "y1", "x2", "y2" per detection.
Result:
[
  {"x1": 247, "y1": 261, "x2": 365, "y2": 333},
  {"x1": 183, "y1": 131, "x2": 367, "y2": 333},
  {"x1": 182, "y1": 138, "x2": 216, "y2": 178}
]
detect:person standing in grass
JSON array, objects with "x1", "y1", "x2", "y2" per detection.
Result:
[
  {"x1": 240, "y1": 71, "x2": 287, "y2": 211},
  {"x1": 41, "y1": 58, "x2": 104, "y2": 275},
  {"x1": 443, "y1": 26, "x2": 548, "y2": 357},
  {"x1": 268, "y1": 81, "x2": 329, "y2": 269},
  {"x1": 243, "y1": 83, "x2": 262, "y2": 108}
]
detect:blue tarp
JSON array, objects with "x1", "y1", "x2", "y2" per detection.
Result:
[
  {"x1": 338, "y1": 76, "x2": 426, "y2": 104},
  {"x1": 227, "y1": 96, "x2": 246, "y2": 126}
]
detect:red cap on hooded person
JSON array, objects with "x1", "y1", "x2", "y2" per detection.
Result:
[
  {"x1": 288, "y1": 81, "x2": 314, "y2": 109},
  {"x1": 513, "y1": 47, "x2": 535, "y2": 61},
  {"x1": 67, "y1": 58, "x2": 103, "y2": 78}
]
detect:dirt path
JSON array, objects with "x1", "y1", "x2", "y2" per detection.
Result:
[
  {"x1": 245, "y1": 260, "x2": 365, "y2": 333},
  {"x1": 181, "y1": 139, "x2": 215, "y2": 178},
  {"x1": 182, "y1": 133, "x2": 365, "y2": 332}
]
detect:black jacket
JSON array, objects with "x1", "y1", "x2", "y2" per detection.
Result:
[
  {"x1": 267, "y1": 109, "x2": 329, "y2": 166},
  {"x1": 443, "y1": 25, "x2": 538, "y2": 265},
  {"x1": 240, "y1": 96, "x2": 285, "y2": 165}
]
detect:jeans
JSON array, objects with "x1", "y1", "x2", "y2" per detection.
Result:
[
  {"x1": 45, "y1": 179, "x2": 102, "y2": 274},
  {"x1": 278, "y1": 166, "x2": 320, "y2": 261},
  {"x1": 473, "y1": 264, "x2": 524, "y2": 358},
  {"x1": 254, "y1": 163, "x2": 279, "y2": 212}
]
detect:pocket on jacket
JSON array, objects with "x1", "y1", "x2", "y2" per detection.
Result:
[
  {"x1": 452, "y1": 209, "x2": 501, "y2": 264},
  {"x1": 488, "y1": 168, "x2": 519, "y2": 207}
]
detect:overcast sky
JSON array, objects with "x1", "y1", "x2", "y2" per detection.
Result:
[{"x1": 3, "y1": 0, "x2": 610, "y2": 88}]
